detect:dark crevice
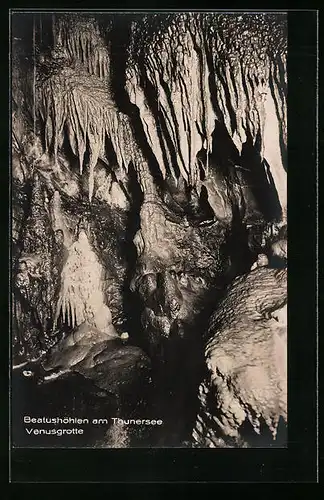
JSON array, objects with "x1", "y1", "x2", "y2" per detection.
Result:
[
  {"x1": 122, "y1": 161, "x2": 144, "y2": 348},
  {"x1": 11, "y1": 12, "x2": 287, "y2": 450},
  {"x1": 240, "y1": 130, "x2": 282, "y2": 222},
  {"x1": 217, "y1": 65, "x2": 238, "y2": 136},
  {"x1": 107, "y1": 21, "x2": 165, "y2": 192}
]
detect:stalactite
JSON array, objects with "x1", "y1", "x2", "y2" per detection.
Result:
[
  {"x1": 126, "y1": 12, "x2": 287, "y2": 219},
  {"x1": 55, "y1": 15, "x2": 110, "y2": 81},
  {"x1": 38, "y1": 46, "x2": 152, "y2": 201},
  {"x1": 12, "y1": 11, "x2": 288, "y2": 451},
  {"x1": 37, "y1": 13, "x2": 286, "y2": 212}
]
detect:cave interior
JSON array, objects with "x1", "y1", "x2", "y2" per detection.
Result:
[{"x1": 11, "y1": 12, "x2": 287, "y2": 448}]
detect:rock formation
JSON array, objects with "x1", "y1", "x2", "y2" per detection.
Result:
[
  {"x1": 11, "y1": 12, "x2": 287, "y2": 447},
  {"x1": 193, "y1": 267, "x2": 287, "y2": 447}
]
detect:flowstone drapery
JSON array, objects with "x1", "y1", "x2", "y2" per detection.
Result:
[{"x1": 11, "y1": 12, "x2": 287, "y2": 448}]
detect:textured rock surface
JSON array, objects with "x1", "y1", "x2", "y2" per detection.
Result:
[
  {"x1": 193, "y1": 267, "x2": 287, "y2": 447},
  {"x1": 41, "y1": 323, "x2": 151, "y2": 399},
  {"x1": 11, "y1": 12, "x2": 287, "y2": 447}
]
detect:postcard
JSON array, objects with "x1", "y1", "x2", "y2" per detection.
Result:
[{"x1": 10, "y1": 10, "x2": 288, "y2": 450}]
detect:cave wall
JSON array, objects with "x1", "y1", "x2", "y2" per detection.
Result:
[{"x1": 11, "y1": 12, "x2": 287, "y2": 447}]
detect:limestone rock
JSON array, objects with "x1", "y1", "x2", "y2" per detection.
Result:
[{"x1": 193, "y1": 267, "x2": 287, "y2": 447}]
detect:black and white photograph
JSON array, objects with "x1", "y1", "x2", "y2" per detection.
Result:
[{"x1": 10, "y1": 10, "x2": 288, "y2": 449}]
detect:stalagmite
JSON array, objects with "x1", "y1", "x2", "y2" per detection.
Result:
[
  {"x1": 55, "y1": 229, "x2": 114, "y2": 335},
  {"x1": 12, "y1": 12, "x2": 288, "y2": 449}
]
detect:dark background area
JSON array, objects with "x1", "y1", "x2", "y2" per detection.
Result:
[{"x1": 2, "y1": 7, "x2": 319, "y2": 484}]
